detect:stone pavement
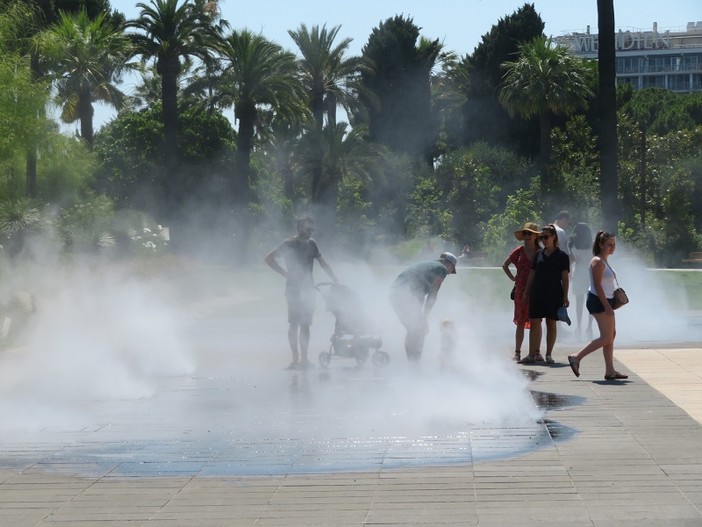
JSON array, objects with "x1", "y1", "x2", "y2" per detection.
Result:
[{"x1": 2, "y1": 345, "x2": 702, "y2": 527}]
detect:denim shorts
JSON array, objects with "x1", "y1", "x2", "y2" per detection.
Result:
[{"x1": 586, "y1": 292, "x2": 615, "y2": 314}]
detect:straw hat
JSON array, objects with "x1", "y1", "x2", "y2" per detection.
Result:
[{"x1": 514, "y1": 222, "x2": 540, "y2": 241}]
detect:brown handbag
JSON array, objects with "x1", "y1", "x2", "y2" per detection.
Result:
[{"x1": 605, "y1": 260, "x2": 629, "y2": 309}]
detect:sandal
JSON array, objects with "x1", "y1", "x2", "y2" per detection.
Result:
[
  {"x1": 568, "y1": 356, "x2": 580, "y2": 377},
  {"x1": 604, "y1": 372, "x2": 628, "y2": 380},
  {"x1": 545, "y1": 355, "x2": 555, "y2": 364},
  {"x1": 518, "y1": 355, "x2": 536, "y2": 364},
  {"x1": 534, "y1": 352, "x2": 545, "y2": 362},
  {"x1": 513, "y1": 351, "x2": 521, "y2": 361}
]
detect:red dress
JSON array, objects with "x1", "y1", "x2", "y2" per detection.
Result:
[{"x1": 507, "y1": 245, "x2": 533, "y2": 326}]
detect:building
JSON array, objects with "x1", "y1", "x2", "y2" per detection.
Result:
[{"x1": 554, "y1": 22, "x2": 702, "y2": 93}]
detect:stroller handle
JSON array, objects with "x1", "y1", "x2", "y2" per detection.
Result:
[{"x1": 315, "y1": 281, "x2": 339, "y2": 290}]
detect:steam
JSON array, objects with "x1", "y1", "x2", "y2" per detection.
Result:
[
  {"x1": 0, "y1": 261, "x2": 193, "y2": 431},
  {"x1": 1, "y1": 237, "x2": 692, "y2": 473}
]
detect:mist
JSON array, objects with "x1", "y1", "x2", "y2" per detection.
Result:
[{"x1": 0, "y1": 226, "x2": 694, "y2": 473}]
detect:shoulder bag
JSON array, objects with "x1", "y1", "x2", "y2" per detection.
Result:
[{"x1": 604, "y1": 260, "x2": 629, "y2": 309}]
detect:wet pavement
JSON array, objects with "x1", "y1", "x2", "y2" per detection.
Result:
[
  {"x1": 2, "y1": 343, "x2": 702, "y2": 526},
  {"x1": 2, "y1": 267, "x2": 702, "y2": 526},
  {"x1": 0, "y1": 364, "x2": 563, "y2": 477}
]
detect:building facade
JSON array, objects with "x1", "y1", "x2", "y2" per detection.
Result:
[{"x1": 554, "y1": 22, "x2": 702, "y2": 93}]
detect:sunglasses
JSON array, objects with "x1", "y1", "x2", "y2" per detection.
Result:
[
  {"x1": 538, "y1": 234, "x2": 553, "y2": 240},
  {"x1": 522, "y1": 231, "x2": 534, "y2": 237}
]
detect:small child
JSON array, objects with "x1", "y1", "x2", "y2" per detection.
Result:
[{"x1": 439, "y1": 319, "x2": 456, "y2": 370}]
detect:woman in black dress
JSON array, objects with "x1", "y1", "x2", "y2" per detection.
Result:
[{"x1": 519, "y1": 224, "x2": 570, "y2": 364}]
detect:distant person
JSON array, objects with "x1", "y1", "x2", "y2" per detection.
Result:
[
  {"x1": 553, "y1": 210, "x2": 572, "y2": 252},
  {"x1": 568, "y1": 231, "x2": 628, "y2": 380},
  {"x1": 389, "y1": 252, "x2": 457, "y2": 363},
  {"x1": 568, "y1": 222, "x2": 594, "y2": 338},
  {"x1": 501, "y1": 222, "x2": 540, "y2": 361},
  {"x1": 519, "y1": 224, "x2": 570, "y2": 365},
  {"x1": 265, "y1": 216, "x2": 337, "y2": 370}
]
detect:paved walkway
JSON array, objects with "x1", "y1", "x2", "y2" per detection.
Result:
[{"x1": 1, "y1": 345, "x2": 702, "y2": 526}]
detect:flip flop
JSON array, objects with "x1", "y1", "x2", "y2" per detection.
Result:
[
  {"x1": 518, "y1": 356, "x2": 536, "y2": 364},
  {"x1": 604, "y1": 372, "x2": 628, "y2": 380},
  {"x1": 545, "y1": 355, "x2": 555, "y2": 364},
  {"x1": 568, "y1": 356, "x2": 580, "y2": 377}
]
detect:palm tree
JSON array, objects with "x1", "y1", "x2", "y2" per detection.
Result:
[
  {"x1": 288, "y1": 24, "x2": 359, "y2": 130},
  {"x1": 39, "y1": 9, "x2": 134, "y2": 149},
  {"x1": 214, "y1": 29, "x2": 307, "y2": 207},
  {"x1": 597, "y1": 0, "x2": 618, "y2": 233},
  {"x1": 294, "y1": 122, "x2": 380, "y2": 234},
  {"x1": 499, "y1": 36, "x2": 593, "y2": 203},
  {"x1": 288, "y1": 24, "x2": 360, "y2": 208},
  {"x1": 128, "y1": 0, "x2": 224, "y2": 168}
]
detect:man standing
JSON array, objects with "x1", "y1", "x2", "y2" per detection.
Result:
[
  {"x1": 265, "y1": 216, "x2": 337, "y2": 369},
  {"x1": 553, "y1": 210, "x2": 571, "y2": 250},
  {"x1": 389, "y1": 252, "x2": 457, "y2": 363}
]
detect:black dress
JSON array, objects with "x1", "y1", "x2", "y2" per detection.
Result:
[{"x1": 529, "y1": 247, "x2": 570, "y2": 320}]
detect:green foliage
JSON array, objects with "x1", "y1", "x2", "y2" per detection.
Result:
[
  {"x1": 617, "y1": 123, "x2": 702, "y2": 265},
  {"x1": 499, "y1": 37, "x2": 594, "y2": 120},
  {"x1": 620, "y1": 87, "x2": 702, "y2": 136},
  {"x1": 550, "y1": 114, "x2": 600, "y2": 215},
  {"x1": 0, "y1": 198, "x2": 50, "y2": 257},
  {"x1": 0, "y1": 53, "x2": 50, "y2": 161},
  {"x1": 93, "y1": 102, "x2": 235, "y2": 214},
  {"x1": 37, "y1": 8, "x2": 134, "y2": 146},
  {"x1": 0, "y1": 128, "x2": 95, "y2": 203},
  {"x1": 435, "y1": 143, "x2": 532, "y2": 247},
  {"x1": 37, "y1": 134, "x2": 97, "y2": 202},
  {"x1": 483, "y1": 178, "x2": 541, "y2": 263},
  {"x1": 58, "y1": 194, "x2": 115, "y2": 253},
  {"x1": 359, "y1": 15, "x2": 442, "y2": 161},
  {"x1": 456, "y1": 3, "x2": 544, "y2": 151}
]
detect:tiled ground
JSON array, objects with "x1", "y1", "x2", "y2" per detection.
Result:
[{"x1": 2, "y1": 344, "x2": 702, "y2": 526}]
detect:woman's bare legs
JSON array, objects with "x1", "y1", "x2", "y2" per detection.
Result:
[
  {"x1": 515, "y1": 323, "x2": 525, "y2": 353},
  {"x1": 569, "y1": 312, "x2": 619, "y2": 375},
  {"x1": 544, "y1": 318, "x2": 558, "y2": 359},
  {"x1": 527, "y1": 318, "x2": 542, "y2": 360}
]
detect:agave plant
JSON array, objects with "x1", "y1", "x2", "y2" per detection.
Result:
[{"x1": 0, "y1": 199, "x2": 49, "y2": 257}]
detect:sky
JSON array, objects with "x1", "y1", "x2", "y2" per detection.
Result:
[{"x1": 86, "y1": 0, "x2": 701, "y2": 129}]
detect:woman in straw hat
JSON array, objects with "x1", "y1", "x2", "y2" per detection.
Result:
[{"x1": 502, "y1": 222, "x2": 540, "y2": 361}]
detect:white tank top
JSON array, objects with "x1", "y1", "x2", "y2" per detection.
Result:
[{"x1": 588, "y1": 258, "x2": 616, "y2": 298}]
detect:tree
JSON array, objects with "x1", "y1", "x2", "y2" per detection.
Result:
[
  {"x1": 499, "y1": 36, "x2": 593, "y2": 206},
  {"x1": 128, "y1": 0, "x2": 224, "y2": 189},
  {"x1": 359, "y1": 15, "x2": 442, "y2": 165},
  {"x1": 39, "y1": 9, "x2": 134, "y2": 148},
  {"x1": 288, "y1": 24, "x2": 359, "y2": 131},
  {"x1": 0, "y1": 0, "x2": 125, "y2": 196},
  {"x1": 0, "y1": 3, "x2": 51, "y2": 165},
  {"x1": 455, "y1": 3, "x2": 544, "y2": 152},
  {"x1": 597, "y1": 0, "x2": 618, "y2": 233},
  {"x1": 288, "y1": 24, "x2": 360, "y2": 208},
  {"x1": 93, "y1": 102, "x2": 235, "y2": 212},
  {"x1": 214, "y1": 29, "x2": 307, "y2": 207}
]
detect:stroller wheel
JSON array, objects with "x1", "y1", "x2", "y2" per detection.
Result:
[
  {"x1": 319, "y1": 351, "x2": 331, "y2": 368},
  {"x1": 371, "y1": 350, "x2": 390, "y2": 367},
  {"x1": 354, "y1": 350, "x2": 368, "y2": 366}
]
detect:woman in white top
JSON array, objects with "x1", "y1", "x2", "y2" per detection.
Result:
[{"x1": 567, "y1": 231, "x2": 628, "y2": 380}]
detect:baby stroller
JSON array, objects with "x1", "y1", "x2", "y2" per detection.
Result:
[{"x1": 317, "y1": 282, "x2": 390, "y2": 368}]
